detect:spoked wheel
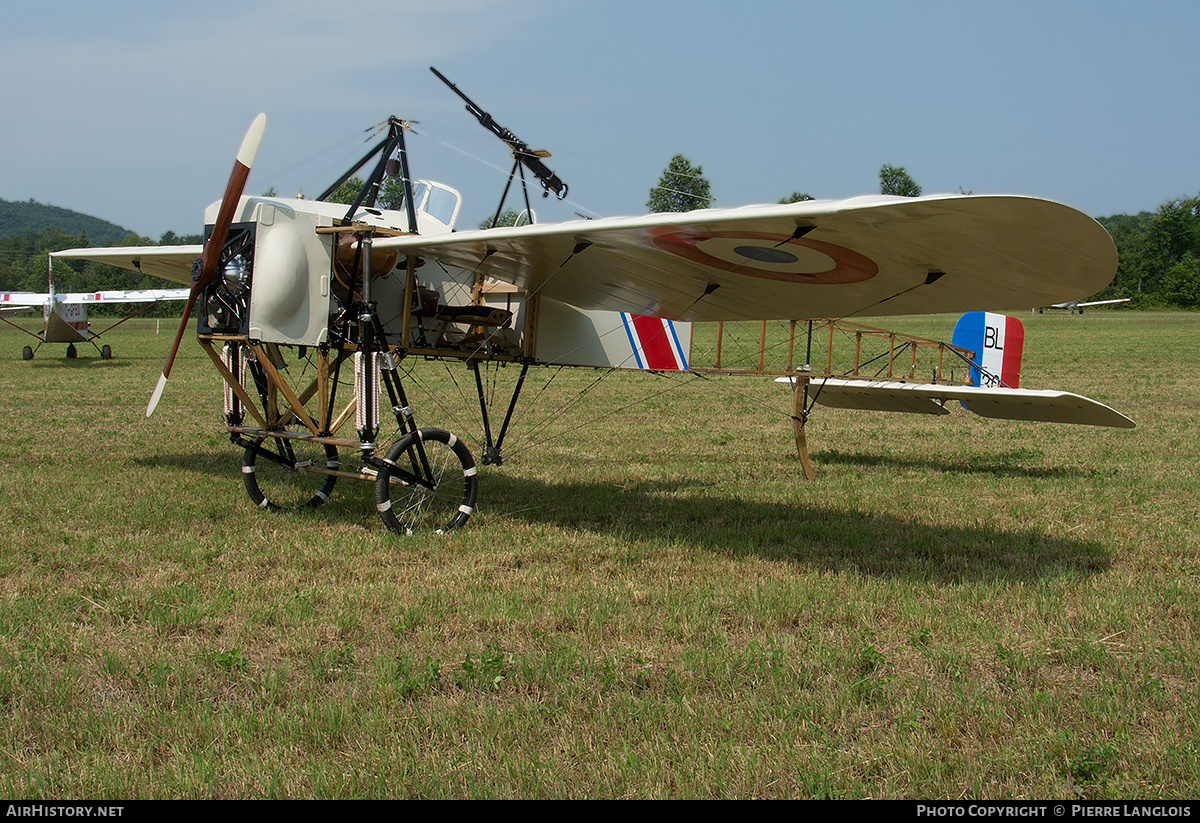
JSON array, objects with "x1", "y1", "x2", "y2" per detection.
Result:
[
  {"x1": 375, "y1": 428, "x2": 478, "y2": 535},
  {"x1": 243, "y1": 434, "x2": 339, "y2": 510}
]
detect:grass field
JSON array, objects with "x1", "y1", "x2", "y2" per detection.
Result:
[{"x1": 0, "y1": 310, "x2": 1197, "y2": 798}]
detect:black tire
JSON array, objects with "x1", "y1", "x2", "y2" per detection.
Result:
[
  {"x1": 242, "y1": 435, "x2": 339, "y2": 510},
  {"x1": 101, "y1": 345, "x2": 112, "y2": 360},
  {"x1": 21, "y1": 346, "x2": 33, "y2": 361},
  {"x1": 375, "y1": 428, "x2": 478, "y2": 535},
  {"x1": 66, "y1": 344, "x2": 77, "y2": 358}
]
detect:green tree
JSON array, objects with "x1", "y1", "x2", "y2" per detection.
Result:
[
  {"x1": 326, "y1": 176, "x2": 410, "y2": 211},
  {"x1": 780, "y1": 192, "x2": 814, "y2": 204},
  {"x1": 1148, "y1": 197, "x2": 1200, "y2": 271},
  {"x1": 378, "y1": 177, "x2": 409, "y2": 211},
  {"x1": 479, "y1": 209, "x2": 531, "y2": 230},
  {"x1": 326, "y1": 177, "x2": 365, "y2": 206},
  {"x1": 1162, "y1": 252, "x2": 1200, "y2": 307},
  {"x1": 1096, "y1": 212, "x2": 1153, "y2": 300},
  {"x1": 647, "y1": 155, "x2": 713, "y2": 213},
  {"x1": 880, "y1": 165, "x2": 922, "y2": 197},
  {"x1": 1097, "y1": 197, "x2": 1200, "y2": 307},
  {"x1": 159, "y1": 230, "x2": 203, "y2": 246}
]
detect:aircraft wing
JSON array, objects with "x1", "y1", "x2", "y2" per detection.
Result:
[
  {"x1": 1041, "y1": 297, "x2": 1131, "y2": 311},
  {"x1": 59, "y1": 288, "x2": 192, "y2": 304},
  {"x1": 777, "y1": 377, "x2": 1135, "y2": 428},
  {"x1": 373, "y1": 194, "x2": 1118, "y2": 322},
  {"x1": 50, "y1": 245, "x2": 202, "y2": 286},
  {"x1": 1, "y1": 292, "x2": 47, "y2": 313}
]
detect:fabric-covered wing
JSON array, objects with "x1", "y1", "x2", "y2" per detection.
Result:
[
  {"x1": 373, "y1": 194, "x2": 1117, "y2": 322},
  {"x1": 50, "y1": 246, "x2": 202, "y2": 286}
]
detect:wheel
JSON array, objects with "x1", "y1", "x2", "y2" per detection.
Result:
[
  {"x1": 101, "y1": 345, "x2": 112, "y2": 360},
  {"x1": 66, "y1": 344, "x2": 77, "y2": 358},
  {"x1": 22, "y1": 346, "x2": 33, "y2": 361},
  {"x1": 375, "y1": 428, "x2": 478, "y2": 534},
  {"x1": 242, "y1": 435, "x2": 339, "y2": 510}
]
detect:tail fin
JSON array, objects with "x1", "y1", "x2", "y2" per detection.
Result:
[
  {"x1": 951, "y1": 311, "x2": 1024, "y2": 388},
  {"x1": 46, "y1": 255, "x2": 55, "y2": 323}
]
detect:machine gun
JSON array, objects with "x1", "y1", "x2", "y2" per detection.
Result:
[{"x1": 431, "y1": 67, "x2": 568, "y2": 226}]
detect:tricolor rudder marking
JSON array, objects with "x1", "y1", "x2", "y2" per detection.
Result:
[{"x1": 952, "y1": 311, "x2": 1024, "y2": 388}]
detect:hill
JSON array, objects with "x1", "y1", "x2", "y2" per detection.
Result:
[{"x1": 0, "y1": 197, "x2": 134, "y2": 246}]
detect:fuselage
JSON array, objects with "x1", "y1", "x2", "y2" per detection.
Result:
[{"x1": 43, "y1": 296, "x2": 90, "y2": 343}]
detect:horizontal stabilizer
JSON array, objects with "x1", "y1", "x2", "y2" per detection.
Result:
[{"x1": 776, "y1": 377, "x2": 1135, "y2": 428}]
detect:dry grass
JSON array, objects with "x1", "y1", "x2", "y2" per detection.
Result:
[{"x1": 0, "y1": 310, "x2": 1197, "y2": 798}]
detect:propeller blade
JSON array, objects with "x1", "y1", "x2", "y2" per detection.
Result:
[{"x1": 147, "y1": 113, "x2": 266, "y2": 417}]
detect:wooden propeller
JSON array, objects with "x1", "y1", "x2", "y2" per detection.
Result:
[{"x1": 147, "y1": 113, "x2": 266, "y2": 417}]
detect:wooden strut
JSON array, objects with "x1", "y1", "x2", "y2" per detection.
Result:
[
  {"x1": 791, "y1": 375, "x2": 816, "y2": 481},
  {"x1": 793, "y1": 319, "x2": 816, "y2": 480},
  {"x1": 201, "y1": 337, "x2": 362, "y2": 446},
  {"x1": 249, "y1": 343, "x2": 320, "y2": 435}
]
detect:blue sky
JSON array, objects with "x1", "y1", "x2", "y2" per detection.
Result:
[{"x1": 3, "y1": 0, "x2": 1197, "y2": 239}]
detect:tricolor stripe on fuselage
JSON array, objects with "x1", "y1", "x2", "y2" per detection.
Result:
[{"x1": 620, "y1": 313, "x2": 688, "y2": 370}]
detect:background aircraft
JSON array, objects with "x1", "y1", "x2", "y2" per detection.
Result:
[
  {"x1": 2, "y1": 269, "x2": 189, "y2": 360},
  {"x1": 1035, "y1": 297, "x2": 1131, "y2": 314}
]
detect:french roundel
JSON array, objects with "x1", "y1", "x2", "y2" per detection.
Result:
[{"x1": 649, "y1": 229, "x2": 879, "y2": 285}]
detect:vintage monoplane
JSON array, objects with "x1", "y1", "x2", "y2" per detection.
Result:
[{"x1": 51, "y1": 70, "x2": 1125, "y2": 534}]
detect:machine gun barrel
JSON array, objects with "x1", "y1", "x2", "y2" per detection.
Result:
[{"x1": 431, "y1": 67, "x2": 567, "y2": 199}]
